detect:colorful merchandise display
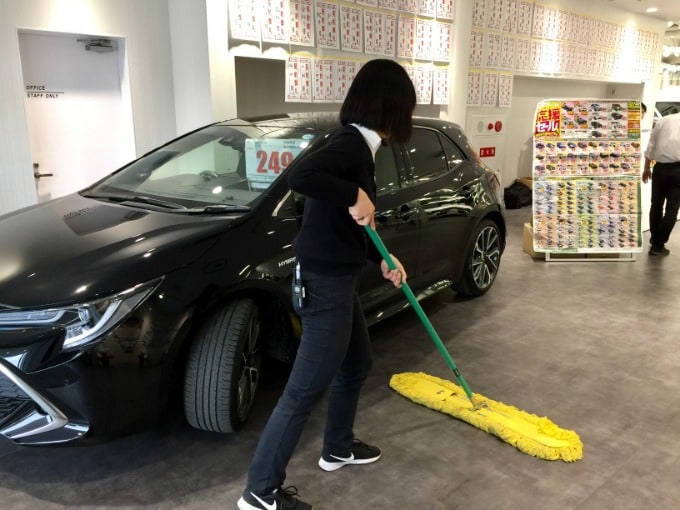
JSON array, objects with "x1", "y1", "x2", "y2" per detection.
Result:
[{"x1": 532, "y1": 99, "x2": 643, "y2": 254}]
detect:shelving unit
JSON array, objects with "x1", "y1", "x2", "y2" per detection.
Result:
[{"x1": 531, "y1": 98, "x2": 644, "y2": 261}]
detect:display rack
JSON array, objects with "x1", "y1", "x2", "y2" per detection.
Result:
[{"x1": 531, "y1": 98, "x2": 643, "y2": 262}]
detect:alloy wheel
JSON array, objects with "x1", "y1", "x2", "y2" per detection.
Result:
[{"x1": 471, "y1": 225, "x2": 501, "y2": 290}]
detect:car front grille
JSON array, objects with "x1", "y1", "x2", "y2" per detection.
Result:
[
  {"x1": 0, "y1": 359, "x2": 89, "y2": 444},
  {"x1": 0, "y1": 371, "x2": 31, "y2": 398},
  {"x1": 0, "y1": 373, "x2": 32, "y2": 424}
]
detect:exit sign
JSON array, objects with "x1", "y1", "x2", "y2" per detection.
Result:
[{"x1": 479, "y1": 147, "x2": 496, "y2": 157}]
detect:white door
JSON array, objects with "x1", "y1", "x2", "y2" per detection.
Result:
[{"x1": 18, "y1": 31, "x2": 136, "y2": 202}]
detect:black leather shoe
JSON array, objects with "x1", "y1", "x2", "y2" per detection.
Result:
[{"x1": 649, "y1": 246, "x2": 670, "y2": 256}]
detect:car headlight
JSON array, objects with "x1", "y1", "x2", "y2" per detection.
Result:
[{"x1": 0, "y1": 279, "x2": 161, "y2": 351}]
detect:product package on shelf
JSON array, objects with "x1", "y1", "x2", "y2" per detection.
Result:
[{"x1": 532, "y1": 99, "x2": 643, "y2": 254}]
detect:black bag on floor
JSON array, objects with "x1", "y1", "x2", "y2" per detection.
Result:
[{"x1": 504, "y1": 181, "x2": 532, "y2": 209}]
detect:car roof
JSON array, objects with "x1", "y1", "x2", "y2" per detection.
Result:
[{"x1": 218, "y1": 112, "x2": 464, "y2": 136}]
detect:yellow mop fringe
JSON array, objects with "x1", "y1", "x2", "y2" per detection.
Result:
[{"x1": 390, "y1": 372, "x2": 583, "y2": 462}]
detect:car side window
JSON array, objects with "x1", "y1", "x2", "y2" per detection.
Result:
[
  {"x1": 374, "y1": 144, "x2": 400, "y2": 196},
  {"x1": 276, "y1": 144, "x2": 400, "y2": 218},
  {"x1": 438, "y1": 134, "x2": 466, "y2": 170},
  {"x1": 405, "y1": 128, "x2": 449, "y2": 183}
]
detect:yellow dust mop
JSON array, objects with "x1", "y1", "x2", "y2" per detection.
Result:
[{"x1": 365, "y1": 226, "x2": 582, "y2": 462}]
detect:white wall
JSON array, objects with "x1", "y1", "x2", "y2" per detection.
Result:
[
  {"x1": 466, "y1": 0, "x2": 666, "y2": 185},
  {"x1": 0, "y1": 0, "x2": 670, "y2": 216},
  {"x1": 168, "y1": 0, "x2": 213, "y2": 135},
  {"x1": 212, "y1": 0, "x2": 667, "y2": 184},
  {"x1": 0, "y1": 0, "x2": 177, "y2": 215},
  {"x1": 217, "y1": 0, "x2": 470, "y2": 122}
]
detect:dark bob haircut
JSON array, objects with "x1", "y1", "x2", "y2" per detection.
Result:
[{"x1": 339, "y1": 59, "x2": 416, "y2": 144}]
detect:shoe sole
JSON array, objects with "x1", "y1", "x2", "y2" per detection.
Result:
[
  {"x1": 318, "y1": 454, "x2": 381, "y2": 472},
  {"x1": 237, "y1": 497, "x2": 256, "y2": 510},
  {"x1": 239, "y1": 494, "x2": 313, "y2": 509}
]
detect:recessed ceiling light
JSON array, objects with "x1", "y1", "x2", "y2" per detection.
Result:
[{"x1": 645, "y1": 7, "x2": 658, "y2": 13}]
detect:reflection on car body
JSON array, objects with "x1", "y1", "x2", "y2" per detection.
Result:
[{"x1": 0, "y1": 113, "x2": 505, "y2": 445}]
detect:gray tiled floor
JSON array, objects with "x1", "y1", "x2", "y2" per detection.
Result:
[{"x1": 1, "y1": 208, "x2": 679, "y2": 509}]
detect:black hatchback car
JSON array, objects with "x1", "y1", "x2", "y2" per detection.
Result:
[{"x1": 0, "y1": 113, "x2": 505, "y2": 445}]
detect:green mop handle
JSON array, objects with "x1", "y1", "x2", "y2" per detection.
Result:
[{"x1": 364, "y1": 225, "x2": 478, "y2": 405}]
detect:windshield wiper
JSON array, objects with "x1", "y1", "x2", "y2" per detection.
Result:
[
  {"x1": 122, "y1": 196, "x2": 186, "y2": 209},
  {"x1": 182, "y1": 205, "x2": 252, "y2": 214},
  {"x1": 82, "y1": 192, "x2": 185, "y2": 210},
  {"x1": 82, "y1": 191, "x2": 250, "y2": 214}
]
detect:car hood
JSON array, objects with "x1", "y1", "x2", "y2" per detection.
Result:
[{"x1": 0, "y1": 194, "x2": 231, "y2": 308}]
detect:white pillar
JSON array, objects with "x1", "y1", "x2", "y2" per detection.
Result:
[{"x1": 444, "y1": 0, "x2": 472, "y2": 128}]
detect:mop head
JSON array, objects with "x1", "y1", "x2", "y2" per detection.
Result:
[{"x1": 390, "y1": 372, "x2": 583, "y2": 462}]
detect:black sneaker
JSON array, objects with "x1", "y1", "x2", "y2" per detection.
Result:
[
  {"x1": 238, "y1": 486, "x2": 312, "y2": 510},
  {"x1": 649, "y1": 246, "x2": 670, "y2": 256},
  {"x1": 318, "y1": 439, "x2": 381, "y2": 472}
]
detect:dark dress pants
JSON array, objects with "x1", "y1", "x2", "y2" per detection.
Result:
[
  {"x1": 649, "y1": 162, "x2": 680, "y2": 248},
  {"x1": 245, "y1": 269, "x2": 372, "y2": 496}
]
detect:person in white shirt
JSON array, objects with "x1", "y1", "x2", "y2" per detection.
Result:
[{"x1": 642, "y1": 112, "x2": 680, "y2": 256}]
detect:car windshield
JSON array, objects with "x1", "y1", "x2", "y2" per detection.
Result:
[{"x1": 83, "y1": 119, "x2": 325, "y2": 210}]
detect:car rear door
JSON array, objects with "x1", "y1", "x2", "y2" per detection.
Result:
[
  {"x1": 402, "y1": 126, "x2": 476, "y2": 289},
  {"x1": 357, "y1": 142, "x2": 420, "y2": 321}
]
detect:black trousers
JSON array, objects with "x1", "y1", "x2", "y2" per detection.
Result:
[
  {"x1": 245, "y1": 268, "x2": 372, "y2": 496},
  {"x1": 649, "y1": 162, "x2": 680, "y2": 249}
]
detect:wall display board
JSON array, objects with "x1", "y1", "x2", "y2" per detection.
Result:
[
  {"x1": 531, "y1": 99, "x2": 643, "y2": 256},
  {"x1": 466, "y1": 0, "x2": 663, "y2": 108},
  {"x1": 228, "y1": 0, "x2": 455, "y2": 104}
]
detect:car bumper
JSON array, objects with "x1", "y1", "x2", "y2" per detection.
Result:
[{"x1": 0, "y1": 358, "x2": 89, "y2": 444}]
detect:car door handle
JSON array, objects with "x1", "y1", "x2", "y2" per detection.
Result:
[
  {"x1": 459, "y1": 185, "x2": 473, "y2": 197},
  {"x1": 395, "y1": 204, "x2": 416, "y2": 221}
]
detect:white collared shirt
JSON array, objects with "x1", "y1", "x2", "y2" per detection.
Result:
[
  {"x1": 645, "y1": 113, "x2": 680, "y2": 163},
  {"x1": 350, "y1": 123, "x2": 382, "y2": 162}
]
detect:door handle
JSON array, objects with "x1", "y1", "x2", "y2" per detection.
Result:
[
  {"x1": 459, "y1": 185, "x2": 473, "y2": 197},
  {"x1": 33, "y1": 163, "x2": 53, "y2": 179},
  {"x1": 395, "y1": 204, "x2": 416, "y2": 221}
]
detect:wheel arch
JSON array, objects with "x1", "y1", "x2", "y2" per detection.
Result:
[
  {"x1": 450, "y1": 208, "x2": 505, "y2": 298},
  {"x1": 452, "y1": 208, "x2": 506, "y2": 284},
  {"x1": 165, "y1": 284, "x2": 298, "y2": 406},
  {"x1": 188, "y1": 286, "x2": 299, "y2": 364},
  {"x1": 177, "y1": 286, "x2": 300, "y2": 433}
]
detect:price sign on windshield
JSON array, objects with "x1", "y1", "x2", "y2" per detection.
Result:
[{"x1": 244, "y1": 139, "x2": 307, "y2": 189}]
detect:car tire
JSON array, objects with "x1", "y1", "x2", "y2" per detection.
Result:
[
  {"x1": 454, "y1": 219, "x2": 502, "y2": 297},
  {"x1": 183, "y1": 298, "x2": 262, "y2": 433}
]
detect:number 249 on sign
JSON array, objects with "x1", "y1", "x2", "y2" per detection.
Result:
[
  {"x1": 245, "y1": 139, "x2": 305, "y2": 181},
  {"x1": 256, "y1": 150, "x2": 294, "y2": 174}
]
